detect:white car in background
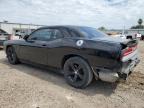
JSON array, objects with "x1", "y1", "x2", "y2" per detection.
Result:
[
  {"x1": 119, "y1": 34, "x2": 127, "y2": 39},
  {"x1": 10, "y1": 32, "x2": 27, "y2": 40},
  {"x1": 135, "y1": 33, "x2": 141, "y2": 38},
  {"x1": 111, "y1": 34, "x2": 127, "y2": 39},
  {"x1": 9, "y1": 35, "x2": 21, "y2": 40}
]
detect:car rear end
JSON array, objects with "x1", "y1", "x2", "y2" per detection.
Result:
[
  {"x1": 94, "y1": 38, "x2": 140, "y2": 82},
  {"x1": 118, "y1": 39, "x2": 140, "y2": 80}
]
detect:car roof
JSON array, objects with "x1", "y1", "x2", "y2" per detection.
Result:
[{"x1": 39, "y1": 25, "x2": 91, "y2": 30}]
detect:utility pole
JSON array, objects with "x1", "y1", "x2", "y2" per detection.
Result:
[
  {"x1": 122, "y1": 25, "x2": 125, "y2": 35},
  {"x1": 0, "y1": 22, "x2": 1, "y2": 29}
]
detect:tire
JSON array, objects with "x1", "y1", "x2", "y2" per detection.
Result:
[
  {"x1": 6, "y1": 46, "x2": 19, "y2": 64},
  {"x1": 63, "y1": 57, "x2": 93, "y2": 88}
]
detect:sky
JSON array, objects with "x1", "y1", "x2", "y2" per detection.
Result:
[{"x1": 0, "y1": 0, "x2": 144, "y2": 29}]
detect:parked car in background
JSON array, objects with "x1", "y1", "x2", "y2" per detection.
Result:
[
  {"x1": 4, "y1": 26, "x2": 140, "y2": 88},
  {"x1": 135, "y1": 33, "x2": 142, "y2": 38},
  {"x1": 0, "y1": 33, "x2": 11, "y2": 48},
  {"x1": 106, "y1": 32, "x2": 131, "y2": 40},
  {"x1": 107, "y1": 33, "x2": 127, "y2": 39},
  {"x1": 115, "y1": 34, "x2": 127, "y2": 39},
  {"x1": 0, "y1": 32, "x2": 29, "y2": 48},
  {"x1": 141, "y1": 34, "x2": 144, "y2": 40},
  {"x1": 125, "y1": 33, "x2": 137, "y2": 39},
  {"x1": 13, "y1": 29, "x2": 35, "y2": 40}
]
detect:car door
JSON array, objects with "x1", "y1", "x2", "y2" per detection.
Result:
[
  {"x1": 18, "y1": 28, "x2": 52, "y2": 65},
  {"x1": 45, "y1": 28, "x2": 83, "y2": 68},
  {"x1": 44, "y1": 28, "x2": 65, "y2": 68}
]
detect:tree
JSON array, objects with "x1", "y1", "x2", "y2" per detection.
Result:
[
  {"x1": 98, "y1": 26, "x2": 106, "y2": 31},
  {"x1": 138, "y1": 18, "x2": 143, "y2": 25},
  {"x1": 131, "y1": 18, "x2": 144, "y2": 29}
]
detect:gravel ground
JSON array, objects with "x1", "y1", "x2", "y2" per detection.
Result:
[{"x1": 0, "y1": 41, "x2": 144, "y2": 108}]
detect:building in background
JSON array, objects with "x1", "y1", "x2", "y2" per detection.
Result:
[{"x1": 0, "y1": 22, "x2": 44, "y2": 39}]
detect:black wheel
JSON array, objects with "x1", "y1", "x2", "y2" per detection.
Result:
[
  {"x1": 6, "y1": 46, "x2": 19, "y2": 64},
  {"x1": 64, "y1": 57, "x2": 93, "y2": 88}
]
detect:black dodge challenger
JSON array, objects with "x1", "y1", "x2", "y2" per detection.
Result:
[{"x1": 4, "y1": 26, "x2": 140, "y2": 88}]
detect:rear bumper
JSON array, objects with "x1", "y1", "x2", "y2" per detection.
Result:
[
  {"x1": 93, "y1": 51, "x2": 140, "y2": 82},
  {"x1": 118, "y1": 54, "x2": 140, "y2": 80}
]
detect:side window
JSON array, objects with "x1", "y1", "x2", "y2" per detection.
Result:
[
  {"x1": 69, "y1": 30, "x2": 81, "y2": 38},
  {"x1": 28, "y1": 29, "x2": 52, "y2": 41},
  {"x1": 51, "y1": 29, "x2": 63, "y2": 39},
  {"x1": 69, "y1": 31, "x2": 78, "y2": 37},
  {"x1": 61, "y1": 29, "x2": 71, "y2": 37}
]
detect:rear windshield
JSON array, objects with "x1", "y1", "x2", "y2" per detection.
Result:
[{"x1": 79, "y1": 27, "x2": 107, "y2": 39}]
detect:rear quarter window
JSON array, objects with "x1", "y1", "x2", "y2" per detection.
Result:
[{"x1": 79, "y1": 27, "x2": 107, "y2": 39}]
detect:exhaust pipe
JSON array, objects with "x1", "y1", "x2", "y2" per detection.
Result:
[{"x1": 97, "y1": 69, "x2": 119, "y2": 82}]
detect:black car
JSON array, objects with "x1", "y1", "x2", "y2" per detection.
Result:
[{"x1": 4, "y1": 26, "x2": 140, "y2": 88}]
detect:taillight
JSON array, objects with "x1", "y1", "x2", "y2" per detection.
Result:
[{"x1": 122, "y1": 45, "x2": 137, "y2": 57}]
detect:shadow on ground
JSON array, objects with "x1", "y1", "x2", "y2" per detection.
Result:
[{"x1": 1, "y1": 58, "x2": 119, "y2": 97}]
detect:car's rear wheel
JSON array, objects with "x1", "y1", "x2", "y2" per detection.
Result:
[
  {"x1": 6, "y1": 46, "x2": 19, "y2": 64},
  {"x1": 64, "y1": 57, "x2": 93, "y2": 88}
]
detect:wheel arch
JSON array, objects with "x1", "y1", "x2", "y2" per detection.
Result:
[
  {"x1": 61, "y1": 54, "x2": 90, "y2": 69},
  {"x1": 5, "y1": 45, "x2": 12, "y2": 52}
]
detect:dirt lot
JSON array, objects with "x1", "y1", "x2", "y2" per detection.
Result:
[{"x1": 0, "y1": 42, "x2": 144, "y2": 108}]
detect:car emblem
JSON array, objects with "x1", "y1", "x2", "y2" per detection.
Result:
[{"x1": 76, "y1": 40, "x2": 84, "y2": 46}]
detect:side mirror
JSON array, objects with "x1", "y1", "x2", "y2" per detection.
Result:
[{"x1": 23, "y1": 35, "x2": 29, "y2": 40}]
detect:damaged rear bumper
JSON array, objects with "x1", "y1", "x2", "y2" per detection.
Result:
[
  {"x1": 118, "y1": 56, "x2": 140, "y2": 80},
  {"x1": 93, "y1": 53, "x2": 140, "y2": 82}
]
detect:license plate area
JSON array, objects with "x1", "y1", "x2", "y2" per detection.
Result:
[
  {"x1": 123, "y1": 57, "x2": 138, "y2": 75},
  {"x1": 129, "y1": 60, "x2": 136, "y2": 72}
]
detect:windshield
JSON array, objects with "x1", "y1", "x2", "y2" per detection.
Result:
[{"x1": 79, "y1": 27, "x2": 107, "y2": 39}]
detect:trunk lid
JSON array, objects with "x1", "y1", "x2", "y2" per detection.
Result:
[{"x1": 92, "y1": 36, "x2": 133, "y2": 44}]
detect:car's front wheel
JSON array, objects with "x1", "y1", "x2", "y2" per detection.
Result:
[
  {"x1": 64, "y1": 57, "x2": 93, "y2": 88},
  {"x1": 6, "y1": 46, "x2": 19, "y2": 64}
]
